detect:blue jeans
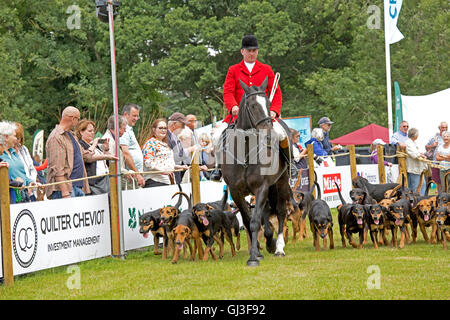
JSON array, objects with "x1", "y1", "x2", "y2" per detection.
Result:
[
  {"x1": 50, "y1": 186, "x2": 85, "y2": 199},
  {"x1": 407, "y1": 173, "x2": 426, "y2": 196}
]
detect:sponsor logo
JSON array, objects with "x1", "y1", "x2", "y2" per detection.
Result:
[
  {"x1": 322, "y1": 173, "x2": 342, "y2": 194},
  {"x1": 357, "y1": 171, "x2": 378, "y2": 184},
  {"x1": 12, "y1": 209, "x2": 38, "y2": 268}
]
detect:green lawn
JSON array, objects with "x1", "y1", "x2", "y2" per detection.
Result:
[{"x1": 1, "y1": 209, "x2": 449, "y2": 300}]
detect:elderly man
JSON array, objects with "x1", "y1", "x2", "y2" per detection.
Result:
[
  {"x1": 390, "y1": 120, "x2": 409, "y2": 148},
  {"x1": 46, "y1": 106, "x2": 93, "y2": 199},
  {"x1": 318, "y1": 117, "x2": 341, "y2": 154}
]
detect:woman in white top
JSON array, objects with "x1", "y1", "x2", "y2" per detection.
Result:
[
  {"x1": 405, "y1": 128, "x2": 428, "y2": 196},
  {"x1": 142, "y1": 118, "x2": 188, "y2": 187},
  {"x1": 436, "y1": 131, "x2": 450, "y2": 191}
]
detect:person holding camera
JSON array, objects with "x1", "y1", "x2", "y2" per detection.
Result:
[{"x1": 76, "y1": 119, "x2": 118, "y2": 195}]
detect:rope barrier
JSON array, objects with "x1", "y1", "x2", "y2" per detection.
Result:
[
  {"x1": 9, "y1": 150, "x2": 446, "y2": 190},
  {"x1": 10, "y1": 166, "x2": 193, "y2": 190}
]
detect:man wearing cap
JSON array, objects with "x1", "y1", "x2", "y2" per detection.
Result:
[
  {"x1": 168, "y1": 112, "x2": 208, "y2": 183},
  {"x1": 211, "y1": 34, "x2": 295, "y2": 180},
  {"x1": 318, "y1": 117, "x2": 341, "y2": 155}
]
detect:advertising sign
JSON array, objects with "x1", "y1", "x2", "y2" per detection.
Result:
[
  {"x1": 122, "y1": 181, "x2": 236, "y2": 251},
  {"x1": 122, "y1": 183, "x2": 193, "y2": 251},
  {"x1": 315, "y1": 166, "x2": 353, "y2": 208},
  {"x1": 9, "y1": 194, "x2": 111, "y2": 276}
]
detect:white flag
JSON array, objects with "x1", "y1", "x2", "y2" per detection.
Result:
[{"x1": 384, "y1": 0, "x2": 404, "y2": 44}]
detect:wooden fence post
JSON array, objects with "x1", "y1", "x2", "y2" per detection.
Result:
[
  {"x1": 307, "y1": 144, "x2": 315, "y2": 198},
  {"x1": 108, "y1": 161, "x2": 121, "y2": 256},
  {"x1": 0, "y1": 166, "x2": 14, "y2": 286},
  {"x1": 191, "y1": 151, "x2": 201, "y2": 205},
  {"x1": 349, "y1": 145, "x2": 357, "y2": 181},
  {"x1": 397, "y1": 146, "x2": 408, "y2": 187},
  {"x1": 377, "y1": 144, "x2": 386, "y2": 184}
]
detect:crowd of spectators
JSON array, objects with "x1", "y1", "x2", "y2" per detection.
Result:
[
  {"x1": 0, "y1": 105, "x2": 216, "y2": 203},
  {"x1": 389, "y1": 120, "x2": 449, "y2": 195},
  {"x1": 1, "y1": 107, "x2": 447, "y2": 203}
]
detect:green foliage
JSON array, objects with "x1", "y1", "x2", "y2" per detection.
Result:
[{"x1": 0, "y1": 0, "x2": 448, "y2": 146}]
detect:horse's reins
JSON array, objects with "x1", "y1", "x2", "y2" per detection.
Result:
[{"x1": 241, "y1": 91, "x2": 272, "y2": 128}]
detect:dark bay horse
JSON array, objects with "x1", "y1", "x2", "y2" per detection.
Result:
[{"x1": 219, "y1": 77, "x2": 291, "y2": 266}]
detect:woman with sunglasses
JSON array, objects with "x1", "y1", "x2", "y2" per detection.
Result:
[{"x1": 142, "y1": 118, "x2": 188, "y2": 188}]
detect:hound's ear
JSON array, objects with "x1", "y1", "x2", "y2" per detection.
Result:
[
  {"x1": 239, "y1": 79, "x2": 249, "y2": 93},
  {"x1": 207, "y1": 204, "x2": 215, "y2": 211},
  {"x1": 260, "y1": 76, "x2": 268, "y2": 91},
  {"x1": 185, "y1": 227, "x2": 190, "y2": 234}
]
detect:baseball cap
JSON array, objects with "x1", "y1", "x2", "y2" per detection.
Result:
[
  {"x1": 372, "y1": 139, "x2": 386, "y2": 146},
  {"x1": 318, "y1": 117, "x2": 334, "y2": 125},
  {"x1": 168, "y1": 112, "x2": 189, "y2": 125}
]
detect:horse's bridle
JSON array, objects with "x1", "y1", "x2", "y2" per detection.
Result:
[{"x1": 242, "y1": 91, "x2": 272, "y2": 128}]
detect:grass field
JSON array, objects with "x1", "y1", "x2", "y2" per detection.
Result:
[{"x1": 0, "y1": 209, "x2": 449, "y2": 300}]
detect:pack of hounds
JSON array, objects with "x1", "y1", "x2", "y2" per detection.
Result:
[{"x1": 138, "y1": 172, "x2": 450, "y2": 263}]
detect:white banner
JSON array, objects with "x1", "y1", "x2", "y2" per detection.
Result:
[
  {"x1": 9, "y1": 194, "x2": 111, "y2": 276},
  {"x1": 384, "y1": 0, "x2": 404, "y2": 44},
  {"x1": 315, "y1": 164, "x2": 399, "y2": 207},
  {"x1": 356, "y1": 164, "x2": 399, "y2": 185},
  {"x1": 401, "y1": 88, "x2": 450, "y2": 153},
  {"x1": 122, "y1": 181, "x2": 237, "y2": 251},
  {"x1": 122, "y1": 183, "x2": 191, "y2": 251},
  {"x1": 315, "y1": 166, "x2": 353, "y2": 208}
]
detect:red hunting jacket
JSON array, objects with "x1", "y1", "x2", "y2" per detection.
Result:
[{"x1": 222, "y1": 60, "x2": 282, "y2": 124}]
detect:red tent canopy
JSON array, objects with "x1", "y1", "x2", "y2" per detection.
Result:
[{"x1": 330, "y1": 123, "x2": 389, "y2": 146}]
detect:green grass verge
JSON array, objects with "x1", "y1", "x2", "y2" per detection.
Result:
[{"x1": 1, "y1": 209, "x2": 449, "y2": 300}]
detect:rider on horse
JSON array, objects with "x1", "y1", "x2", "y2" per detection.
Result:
[{"x1": 211, "y1": 34, "x2": 297, "y2": 180}]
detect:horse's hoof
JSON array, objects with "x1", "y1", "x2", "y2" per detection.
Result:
[
  {"x1": 266, "y1": 239, "x2": 276, "y2": 254},
  {"x1": 247, "y1": 260, "x2": 260, "y2": 267},
  {"x1": 256, "y1": 253, "x2": 264, "y2": 261}
]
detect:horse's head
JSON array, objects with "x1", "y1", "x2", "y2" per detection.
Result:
[{"x1": 237, "y1": 77, "x2": 272, "y2": 130}]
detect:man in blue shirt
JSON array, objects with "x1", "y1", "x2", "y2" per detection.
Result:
[
  {"x1": 318, "y1": 117, "x2": 341, "y2": 155},
  {"x1": 390, "y1": 120, "x2": 409, "y2": 148}
]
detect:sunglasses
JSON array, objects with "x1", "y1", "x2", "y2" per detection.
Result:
[{"x1": 157, "y1": 127, "x2": 167, "y2": 130}]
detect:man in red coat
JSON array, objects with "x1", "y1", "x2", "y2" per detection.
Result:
[{"x1": 211, "y1": 35, "x2": 296, "y2": 180}]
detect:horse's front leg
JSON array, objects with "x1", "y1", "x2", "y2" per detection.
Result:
[
  {"x1": 248, "y1": 188, "x2": 270, "y2": 266},
  {"x1": 274, "y1": 200, "x2": 287, "y2": 257}
]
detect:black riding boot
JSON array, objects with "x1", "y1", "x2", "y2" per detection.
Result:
[
  {"x1": 280, "y1": 138, "x2": 298, "y2": 179},
  {"x1": 210, "y1": 167, "x2": 222, "y2": 182}
]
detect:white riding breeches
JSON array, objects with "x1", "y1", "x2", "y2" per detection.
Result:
[{"x1": 212, "y1": 120, "x2": 287, "y2": 147}]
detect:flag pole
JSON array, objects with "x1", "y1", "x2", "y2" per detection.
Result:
[
  {"x1": 384, "y1": 2, "x2": 394, "y2": 138},
  {"x1": 107, "y1": 0, "x2": 125, "y2": 259}
]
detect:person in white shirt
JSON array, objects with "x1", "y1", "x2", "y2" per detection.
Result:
[
  {"x1": 405, "y1": 128, "x2": 428, "y2": 196},
  {"x1": 425, "y1": 122, "x2": 448, "y2": 192},
  {"x1": 435, "y1": 131, "x2": 450, "y2": 192},
  {"x1": 119, "y1": 104, "x2": 145, "y2": 187}
]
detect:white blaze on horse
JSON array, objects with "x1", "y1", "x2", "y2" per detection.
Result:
[{"x1": 218, "y1": 76, "x2": 292, "y2": 266}]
